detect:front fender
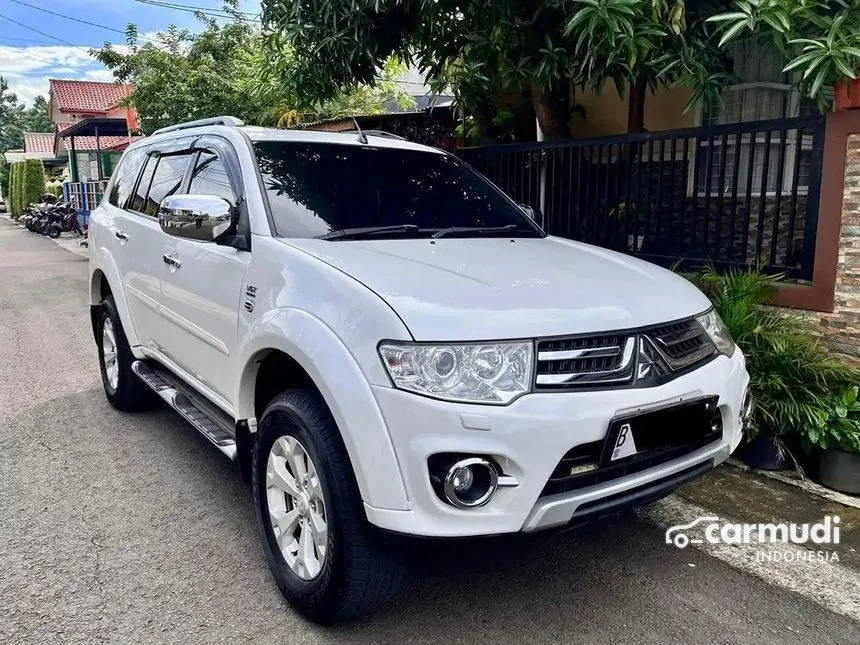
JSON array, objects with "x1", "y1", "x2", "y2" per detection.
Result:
[
  {"x1": 90, "y1": 246, "x2": 140, "y2": 348},
  {"x1": 236, "y1": 308, "x2": 409, "y2": 511}
]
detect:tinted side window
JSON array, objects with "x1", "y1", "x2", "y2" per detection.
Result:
[
  {"x1": 143, "y1": 153, "x2": 194, "y2": 217},
  {"x1": 128, "y1": 156, "x2": 157, "y2": 214},
  {"x1": 189, "y1": 152, "x2": 235, "y2": 205},
  {"x1": 109, "y1": 149, "x2": 145, "y2": 208}
]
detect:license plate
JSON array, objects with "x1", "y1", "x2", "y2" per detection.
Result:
[{"x1": 600, "y1": 396, "x2": 719, "y2": 465}]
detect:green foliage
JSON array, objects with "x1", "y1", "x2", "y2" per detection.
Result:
[
  {"x1": 455, "y1": 107, "x2": 518, "y2": 145},
  {"x1": 805, "y1": 386, "x2": 860, "y2": 453},
  {"x1": 10, "y1": 162, "x2": 22, "y2": 218},
  {"x1": 0, "y1": 159, "x2": 9, "y2": 204},
  {"x1": 708, "y1": 0, "x2": 860, "y2": 106},
  {"x1": 20, "y1": 159, "x2": 46, "y2": 212},
  {"x1": 566, "y1": 0, "x2": 735, "y2": 112},
  {"x1": 0, "y1": 77, "x2": 52, "y2": 154},
  {"x1": 696, "y1": 267, "x2": 860, "y2": 449},
  {"x1": 93, "y1": 7, "x2": 411, "y2": 134},
  {"x1": 44, "y1": 182, "x2": 62, "y2": 199},
  {"x1": 262, "y1": 0, "x2": 734, "y2": 137}
]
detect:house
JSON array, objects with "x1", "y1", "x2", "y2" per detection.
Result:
[{"x1": 47, "y1": 79, "x2": 141, "y2": 183}]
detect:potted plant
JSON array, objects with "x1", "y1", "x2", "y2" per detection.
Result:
[
  {"x1": 696, "y1": 267, "x2": 860, "y2": 471},
  {"x1": 708, "y1": 1, "x2": 860, "y2": 110},
  {"x1": 801, "y1": 386, "x2": 860, "y2": 494}
]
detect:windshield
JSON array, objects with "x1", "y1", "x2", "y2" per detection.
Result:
[{"x1": 253, "y1": 140, "x2": 543, "y2": 239}]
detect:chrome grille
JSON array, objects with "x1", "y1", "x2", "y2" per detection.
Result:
[
  {"x1": 536, "y1": 336, "x2": 636, "y2": 386},
  {"x1": 535, "y1": 317, "x2": 716, "y2": 390}
]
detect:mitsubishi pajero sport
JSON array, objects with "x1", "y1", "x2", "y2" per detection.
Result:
[{"x1": 88, "y1": 116, "x2": 751, "y2": 623}]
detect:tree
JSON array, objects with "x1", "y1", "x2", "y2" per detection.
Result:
[
  {"x1": 93, "y1": 6, "x2": 412, "y2": 133},
  {"x1": 0, "y1": 77, "x2": 26, "y2": 153},
  {"x1": 566, "y1": 0, "x2": 734, "y2": 132},
  {"x1": 708, "y1": 0, "x2": 860, "y2": 108},
  {"x1": 262, "y1": 0, "x2": 733, "y2": 139},
  {"x1": 1, "y1": 76, "x2": 53, "y2": 154},
  {"x1": 18, "y1": 95, "x2": 53, "y2": 134}
]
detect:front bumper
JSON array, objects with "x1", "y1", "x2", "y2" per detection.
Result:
[{"x1": 364, "y1": 350, "x2": 748, "y2": 537}]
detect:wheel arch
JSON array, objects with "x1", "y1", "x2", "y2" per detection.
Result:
[
  {"x1": 89, "y1": 251, "x2": 140, "y2": 347},
  {"x1": 235, "y1": 309, "x2": 410, "y2": 511}
]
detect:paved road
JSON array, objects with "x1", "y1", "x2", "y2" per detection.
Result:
[{"x1": 1, "y1": 218, "x2": 858, "y2": 644}]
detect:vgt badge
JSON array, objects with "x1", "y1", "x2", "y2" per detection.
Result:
[{"x1": 611, "y1": 422, "x2": 638, "y2": 461}]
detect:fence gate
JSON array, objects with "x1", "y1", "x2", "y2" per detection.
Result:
[
  {"x1": 458, "y1": 115, "x2": 826, "y2": 281},
  {"x1": 63, "y1": 180, "x2": 108, "y2": 214}
]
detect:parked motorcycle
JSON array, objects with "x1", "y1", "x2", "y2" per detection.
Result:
[{"x1": 18, "y1": 198, "x2": 82, "y2": 239}]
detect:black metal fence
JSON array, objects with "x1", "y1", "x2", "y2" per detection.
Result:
[{"x1": 458, "y1": 115, "x2": 826, "y2": 281}]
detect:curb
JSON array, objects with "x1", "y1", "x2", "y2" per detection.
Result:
[{"x1": 725, "y1": 457, "x2": 860, "y2": 509}]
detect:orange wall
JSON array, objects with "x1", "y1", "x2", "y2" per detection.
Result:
[{"x1": 571, "y1": 83, "x2": 699, "y2": 137}]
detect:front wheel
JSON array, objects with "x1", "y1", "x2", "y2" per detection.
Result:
[
  {"x1": 252, "y1": 389, "x2": 405, "y2": 624},
  {"x1": 96, "y1": 296, "x2": 154, "y2": 411}
]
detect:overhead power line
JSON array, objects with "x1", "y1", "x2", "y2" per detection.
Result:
[
  {"x1": 4, "y1": 0, "x2": 163, "y2": 44},
  {"x1": 0, "y1": 11, "x2": 91, "y2": 54},
  {"x1": 0, "y1": 35, "x2": 59, "y2": 45},
  {"x1": 133, "y1": 0, "x2": 260, "y2": 20}
]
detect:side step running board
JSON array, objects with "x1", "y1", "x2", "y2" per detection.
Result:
[{"x1": 132, "y1": 360, "x2": 237, "y2": 461}]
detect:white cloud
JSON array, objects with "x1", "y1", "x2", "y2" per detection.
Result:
[
  {"x1": 0, "y1": 45, "x2": 124, "y2": 105},
  {"x1": 82, "y1": 69, "x2": 116, "y2": 83}
]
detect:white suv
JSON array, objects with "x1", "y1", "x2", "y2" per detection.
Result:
[{"x1": 88, "y1": 116, "x2": 750, "y2": 623}]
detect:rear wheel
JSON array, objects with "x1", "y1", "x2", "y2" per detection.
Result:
[
  {"x1": 97, "y1": 296, "x2": 153, "y2": 411},
  {"x1": 252, "y1": 388, "x2": 405, "y2": 624}
]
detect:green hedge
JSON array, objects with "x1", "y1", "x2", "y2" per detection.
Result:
[
  {"x1": 21, "y1": 159, "x2": 46, "y2": 211},
  {"x1": 44, "y1": 183, "x2": 63, "y2": 199},
  {"x1": 7, "y1": 160, "x2": 44, "y2": 219},
  {"x1": 10, "y1": 162, "x2": 22, "y2": 218}
]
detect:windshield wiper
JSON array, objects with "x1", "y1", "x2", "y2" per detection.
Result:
[
  {"x1": 431, "y1": 224, "x2": 519, "y2": 239},
  {"x1": 317, "y1": 224, "x2": 420, "y2": 240}
]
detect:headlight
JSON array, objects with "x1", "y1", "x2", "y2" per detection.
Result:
[
  {"x1": 696, "y1": 309, "x2": 736, "y2": 357},
  {"x1": 378, "y1": 341, "x2": 533, "y2": 404}
]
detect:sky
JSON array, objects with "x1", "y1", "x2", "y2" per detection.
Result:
[{"x1": 0, "y1": 0, "x2": 259, "y2": 105}]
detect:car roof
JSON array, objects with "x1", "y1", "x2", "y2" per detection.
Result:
[
  {"x1": 241, "y1": 126, "x2": 445, "y2": 154},
  {"x1": 128, "y1": 123, "x2": 445, "y2": 156}
]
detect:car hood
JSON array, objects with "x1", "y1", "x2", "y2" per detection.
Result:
[{"x1": 283, "y1": 236, "x2": 713, "y2": 341}]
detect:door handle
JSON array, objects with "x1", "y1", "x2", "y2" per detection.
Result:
[
  {"x1": 162, "y1": 253, "x2": 181, "y2": 269},
  {"x1": 115, "y1": 230, "x2": 129, "y2": 241}
]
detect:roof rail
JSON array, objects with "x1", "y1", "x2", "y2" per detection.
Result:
[
  {"x1": 153, "y1": 116, "x2": 244, "y2": 136},
  {"x1": 348, "y1": 129, "x2": 406, "y2": 141}
]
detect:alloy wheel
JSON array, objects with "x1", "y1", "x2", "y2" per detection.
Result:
[
  {"x1": 102, "y1": 318, "x2": 119, "y2": 391},
  {"x1": 266, "y1": 435, "x2": 328, "y2": 580}
]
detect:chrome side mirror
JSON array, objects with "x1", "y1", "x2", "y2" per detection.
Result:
[
  {"x1": 520, "y1": 203, "x2": 544, "y2": 227},
  {"x1": 159, "y1": 194, "x2": 233, "y2": 242}
]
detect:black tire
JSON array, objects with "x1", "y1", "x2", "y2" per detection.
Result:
[
  {"x1": 48, "y1": 226, "x2": 60, "y2": 239},
  {"x1": 252, "y1": 388, "x2": 405, "y2": 624},
  {"x1": 97, "y1": 296, "x2": 154, "y2": 411}
]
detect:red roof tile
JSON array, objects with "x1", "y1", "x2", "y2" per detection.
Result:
[
  {"x1": 49, "y1": 79, "x2": 134, "y2": 114},
  {"x1": 62, "y1": 135, "x2": 139, "y2": 151},
  {"x1": 23, "y1": 132, "x2": 55, "y2": 154}
]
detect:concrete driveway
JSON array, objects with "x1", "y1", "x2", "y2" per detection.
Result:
[{"x1": 1, "y1": 218, "x2": 858, "y2": 644}]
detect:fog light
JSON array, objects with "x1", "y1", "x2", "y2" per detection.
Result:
[
  {"x1": 450, "y1": 465, "x2": 474, "y2": 492},
  {"x1": 442, "y1": 458, "x2": 498, "y2": 508}
]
